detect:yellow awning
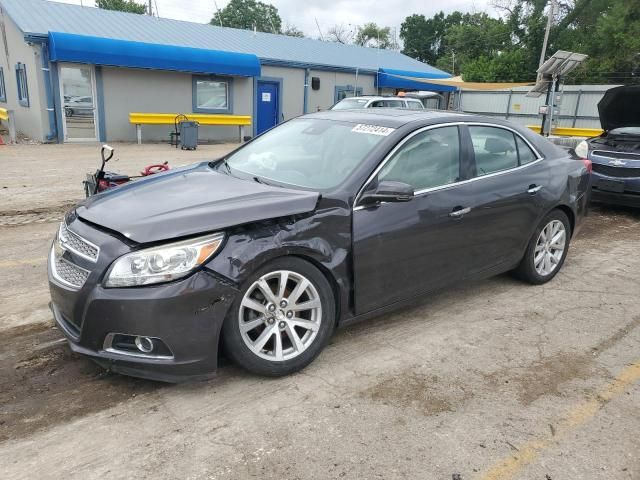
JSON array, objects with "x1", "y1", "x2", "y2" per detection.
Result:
[
  {"x1": 386, "y1": 72, "x2": 534, "y2": 91},
  {"x1": 402, "y1": 76, "x2": 534, "y2": 90}
]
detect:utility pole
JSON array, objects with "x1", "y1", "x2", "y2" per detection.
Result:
[
  {"x1": 538, "y1": 0, "x2": 556, "y2": 68},
  {"x1": 148, "y1": 0, "x2": 153, "y2": 16}
]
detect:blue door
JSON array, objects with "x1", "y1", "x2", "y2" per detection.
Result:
[{"x1": 256, "y1": 81, "x2": 279, "y2": 135}]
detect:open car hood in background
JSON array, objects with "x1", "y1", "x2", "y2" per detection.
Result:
[{"x1": 598, "y1": 85, "x2": 640, "y2": 132}]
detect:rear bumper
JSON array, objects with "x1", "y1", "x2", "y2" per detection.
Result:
[
  {"x1": 591, "y1": 188, "x2": 640, "y2": 208},
  {"x1": 49, "y1": 260, "x2": 239, "y2": 382}
]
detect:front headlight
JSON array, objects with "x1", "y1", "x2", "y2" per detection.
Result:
[
  {"x1": 105, "y1": 232, "x2": 225, "y2": 287},
  {"x1": 575, "y1": 140, "x2": 589, "y2": 159}
]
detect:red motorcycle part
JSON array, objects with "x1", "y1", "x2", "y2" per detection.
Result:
[{"x1": 141, "y1": 163, "x2": 170, "y2": 176}]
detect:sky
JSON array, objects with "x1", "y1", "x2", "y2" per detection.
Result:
[{"x1": 52, "y1": 0, "x2": 494, "y2": 40}]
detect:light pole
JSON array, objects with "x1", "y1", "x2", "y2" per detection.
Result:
[{"x1": 539, "y1": 0, "x2": 556, "y2": 69}]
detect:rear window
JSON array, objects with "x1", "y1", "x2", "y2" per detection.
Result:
[
  {"x1": 332, "y1": 99, "x2": 368, "y2": 110},
  {"x1": 405, "y1": 100, "x2": 424, "y2": 110}
]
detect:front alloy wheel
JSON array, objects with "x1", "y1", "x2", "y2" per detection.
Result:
[
  {"x1": 222, "y1": 257, "x2": 335, "y2": 376},
  {"x1": 239, "y1": 270, "x2": 322, "y2": 362}
]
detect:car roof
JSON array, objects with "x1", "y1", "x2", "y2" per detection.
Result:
[
  {"x1": 340, "y1": 96, "x2": 420, "y2": 102},
  {"x1": 304, "y1": 108, "x2": 472, "y2": 128}
]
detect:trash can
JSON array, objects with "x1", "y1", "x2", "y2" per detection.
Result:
[{"x1": 179, "y1": 121, "x2": 199, "y2": 150}]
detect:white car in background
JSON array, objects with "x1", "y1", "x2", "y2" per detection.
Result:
[{"x1": 331, "y1": 95, "x2": 425, "y2": 110}]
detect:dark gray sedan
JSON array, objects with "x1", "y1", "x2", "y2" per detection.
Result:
[{"x1": 48, "y1": 110, "x2": 591, "y2": 382}]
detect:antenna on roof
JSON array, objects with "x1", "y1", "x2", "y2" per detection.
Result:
[
  {"x1": 267, "y1": 12, "x2": 277, "y2": 34},
  {"x1": 213, "y1": 0, "x2": 224, "y2": 27},
  {"x1": 315, "y1": 18, "x2": 324, "y2": 41}
]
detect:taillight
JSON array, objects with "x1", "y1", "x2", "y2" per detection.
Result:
[{"x1": 582, "y1": 158, "x2": 592, "y2": 173}]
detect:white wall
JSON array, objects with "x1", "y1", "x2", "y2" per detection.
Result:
[
  {"x1": 0, "y1": 11, "x2": 48, "y2": 141},
  {"x1": 307, "y1": 70, "x2": 376, "y2": 112},
  {"x1": 101, "y1": 66, "x2": 253, "y2": 142},
  {"x1": 260, "y1": 66, "x2": 377, "y2": 117}
]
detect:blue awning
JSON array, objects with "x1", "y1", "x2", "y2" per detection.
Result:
[
  {"x1": 48, "y1": 32, "x2": 261, "y2": 77},
  {"x1": 377, "y1": 68, "x2": 457, "y2": 92}
]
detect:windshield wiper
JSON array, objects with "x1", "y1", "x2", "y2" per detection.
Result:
[{"x1": 253, "y1": 175, "x2": 272, "y2": 186}]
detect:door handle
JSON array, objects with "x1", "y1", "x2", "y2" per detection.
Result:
[
  {"x1": 528, "y1": 184, "x2": 543, "y2": 194},
  {"x1": 449, "y1": 206, "x2": 471, "y2": 218}
]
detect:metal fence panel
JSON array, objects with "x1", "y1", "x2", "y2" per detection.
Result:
[{"x1": 460, "y1": 85, "x2": 617, "y2": 130}]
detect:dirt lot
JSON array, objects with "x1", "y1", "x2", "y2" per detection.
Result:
[{"x1": 1, "y1": 143, "x2": 639, "y2": 480}]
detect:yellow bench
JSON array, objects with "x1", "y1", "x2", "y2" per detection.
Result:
[
  {"x1": 129, "y1": 113, "x2": 252, "y2": 144},
  {"x1": 0, "y1": 107, "x2": 16, "y2": 144},
  {"x1": 527, "y1": 125, "x2": 603, "y2": 138}
]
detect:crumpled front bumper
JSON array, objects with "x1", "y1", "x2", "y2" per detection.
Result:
[{"x1": 48, "y1": 223, "x2": 239, "y2": 382}]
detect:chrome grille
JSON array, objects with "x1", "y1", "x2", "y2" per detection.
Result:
[
  {"x1": 592, "y1": 163, "x2": 640, "y2": 179},
  {"x1": 51, "y1": 253, "x2": 90, "y2": 289},
  {"x1": 59, "y1": 222, "x2": 99, "y2": 262},
  {"x1": 593, "y1": 150, "x2": 640, "y2": 161}
]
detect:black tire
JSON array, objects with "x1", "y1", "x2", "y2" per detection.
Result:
[
  {"x1": 514, "y1": 209, "x2": 571, "y2": 285},
  {"x1": 222, "y1": 257, "x2": 336, "y2": 376}
]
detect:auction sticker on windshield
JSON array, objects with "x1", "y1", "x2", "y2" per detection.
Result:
[{"x1": 351, "y1": 124, "x2": 395, "y2": 136}]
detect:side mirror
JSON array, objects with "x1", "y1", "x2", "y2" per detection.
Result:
[
  {"x1": 101, "y1": 144, "x2": 114, "y2": 163},
  {"x1": 360, "y1": 180, "x2": 414, "y2": 205}
]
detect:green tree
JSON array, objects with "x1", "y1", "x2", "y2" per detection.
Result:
[
  {"x1": 463, "y1": 50, "x2": 531, "y2": 82},
  {"x1": 95, "y1": 0, "x2": 146, "y2": 14},
  {"x1": 211, "y1": 0, "x2": 282, "y2": 34},
  {"x1": 400, "y1": 12, "x2": 462, "y2": 66},
  {"x1": 354, "y1": 23, "x2": 394, "y2": 49},
  {"x1": 446, "y1": 13, "x2": 512, "y2": 69}
]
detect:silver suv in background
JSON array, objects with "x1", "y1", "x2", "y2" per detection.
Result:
[{"x1": 331, "y1": 96, "x2": 425, "y2": 110}]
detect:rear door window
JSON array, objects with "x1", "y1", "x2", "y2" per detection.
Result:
[{"x1": 469, "y1": 126, "x2": 519, "y2": 176}]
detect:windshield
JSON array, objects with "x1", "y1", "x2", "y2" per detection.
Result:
[
  {"x1": 332, "y1": 98, "x2": 369, "y2": 110},
  {"x1": 610, "y1": 127, "x2": 640, "y2": 136},
  {"x1": 223, "y1": 119, "x2": 390, "y2": 189}
]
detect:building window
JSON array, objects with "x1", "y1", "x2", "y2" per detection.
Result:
[
  {"x1": 193, "y1": 76, "x2": 232, "y2": 113},
  {"x1": 15, "y1": 63, "x2": 29, "y2": 107},
  {"x1": 0, "y1": 68, "x2": 6, "y2": 102},
  {"x1": 334, "y1": 85, "x2": 363, "y2": 103}
]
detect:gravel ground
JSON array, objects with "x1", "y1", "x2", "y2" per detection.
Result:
[{"x1": 0, "y1": 143, "x2": 639, "y2": 480}]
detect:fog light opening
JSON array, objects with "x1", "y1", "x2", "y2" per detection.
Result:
[{"x1": 134, "y1": 336, "x2": 154, "y2": 353}]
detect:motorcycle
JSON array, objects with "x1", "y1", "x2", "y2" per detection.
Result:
[{"x1": 84, "y1": 145, "x2": 170, "y2": 197}]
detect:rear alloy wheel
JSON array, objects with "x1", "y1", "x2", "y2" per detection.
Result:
[
  {"x1": 533, "y1": 219, "x2": 566, "y2": 277},
  {"x1": 222, "y1": 258, "x2": 335, "y2": 376},
  {"x1": 515, "y1": 209, "x2": 571, "y2": 285}
]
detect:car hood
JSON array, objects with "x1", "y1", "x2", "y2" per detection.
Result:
[
  {"x1": 598, "y1": 85, "x2": 640, "y2": 132},
  {"x1": 76, "y1": 162, "x2": 320, "y2": 244}
]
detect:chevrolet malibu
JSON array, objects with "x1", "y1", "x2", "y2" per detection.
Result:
[{"x1": 49, "y1": 110, "x2": 591, "y2": 382}]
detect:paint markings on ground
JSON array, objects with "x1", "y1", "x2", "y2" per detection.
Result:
[{"x1": 478, "y1": 361, "x2": 640, "y2": 480}]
